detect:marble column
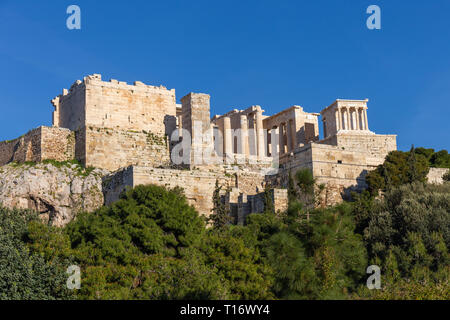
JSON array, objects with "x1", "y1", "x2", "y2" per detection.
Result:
[
  {"x1": 290, "y1": 119, "x2": 297, "y2": 149},
  {"x1": 279, "y1": 124, "x2": 285, "y2": 155},
  {"x1": 286, "y1": 121, "x2": 293, "y2": 152},
  {"x1": 352, "y1": 109, "x2": 357, "y2": 130},
  {"x1": 364, "y1": 109, "x2": 369, "y2": 131},
  {"x1": 271, "y1": 126, "x2": 279, "y2": 158},
  {"x1": 355, "y1": 108, "x2": 360, "y2": 130},
  {"x1": 255, "y1": 109, "x2": 265, "y2": 158},
  {"x1": 223, "y1": 116, "x2": 232, "y2": 156},
  {"x1": 342, "y1": 109, "x2": 347, "y2": 130},
  {"x1": 335, "y1": 109, "x2": 340, "y2": 131},
  {"x1": 338, "y1": 108, "x2": 343, "y2": 131},
  {"x1": 346, "y1": 108, "x2": 352, "y2": 130},
  {"x1": 239, "y1": 115, "x2": 248, "y2": 155}
]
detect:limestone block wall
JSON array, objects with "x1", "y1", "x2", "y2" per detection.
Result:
[
  {"x1": 181, "y1": 93, "x2": 212, "y2": 164},
  {"x1": 52, "y1": 74, "x2": 178, "y2": 136},
  {"x1": 0, "y1": 126, "x2": 75, "y2": 166},
  {"x1": 81, "y1": 126, "x2": 170, "y2": 171},
  {"x1": 181, "y1": 93, "x2": 211, "y2": 135},
  {"x1": 51, "y1": 82, "x2": 86, "y2": 130},
  {"x1": 310, "y1": 143, "x2": 380, "y2": 201},
  {"x1": 102, "y1": 166, "x2": 134, "y2": 205},
  {"x1": 334, "y1": 133, "x2": 397, "y2": 160},
  {"x1": 0, "y1": 128, "x2": 41, "y2": 165},
  {"x1": 269, "y1": 143, "x2": 381, "y2": 205},
  {"x1": 40, "y1": 127, "x2": 75, "y2": 161},
  {"x1": 427, "y1": 167, "x2": 449, "y2": 184},
  {"x1": 228, "y1": 188, "x2": 288, "y2": 225},
  {"x1": 103, "y1": 166, "x2": 274, "y2": 217},
  {"x1": 263, "y1": 106, "x2": 320, "y2": 149},
  {"x1": 235, "y1": 171, "x2": 267, "y2": 195},
  {"x1": 104, "y1": 166, "x2": 235, "y2": 217}
]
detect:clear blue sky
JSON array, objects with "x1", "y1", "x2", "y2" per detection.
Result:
[{"x1": 0, "y1": 0, "x2": 449, "y2": 151}]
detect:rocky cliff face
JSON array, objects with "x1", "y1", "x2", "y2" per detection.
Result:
[{"x1": 0, "y1": 162, "x2": 108, "y2": 226}]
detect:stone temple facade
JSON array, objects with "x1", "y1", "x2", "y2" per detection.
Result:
[{"x1": 0, "y1": 74, "x2": 399, "y2": 222}]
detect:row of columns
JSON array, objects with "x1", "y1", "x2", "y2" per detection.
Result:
[
  {"x1": 222, "y1": 109, "x2": 266, "y2": 158},
  {"x1": 221, "y1": 115, "x2": 298, "y2": 158},
  {"x1": 335, "y1": 107, "x2": 369, "y2": 131},
  {"x1": 269, "y1": 120, "x2": 296, "y2": 156}
]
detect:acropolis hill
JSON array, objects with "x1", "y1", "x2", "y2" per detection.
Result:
[{"x1": 0, "y1": 74, "x2": 399, "y2": 224}]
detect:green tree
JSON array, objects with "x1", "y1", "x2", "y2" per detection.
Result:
[
  {"x1": 0, "y1": 207, "x2": 72, "y2": 300},
  {"x1": 209, "y1": 180, "x2": 231, "y2": 229},
  {"x1": 199, "y1": 230, "x2": 274, "y2": 299},
  {"x1": 430, "y1": 150, "x2": 450, "y2": 168},
  {"x1": 287, "y1": 173, "x2": 297, "y2": 202},
  {"x1": 415, "y1": 147, "x2": 435, "y2": 162},
  {"x1": 407, "y1": 145, "x2": 418, "y2": 183},
  {"x1": 23, "y1": 184, "x2": 279, "y2": 300},
  {"x1": 263, "y1": 183, "x2": 275, "y2": 214},
  {"x1": 60, "y1": 185, "x2": 212, "y2": 299},
  {"x1": 366, "y1": 150, "x2": 429, "y2": 194},
  {"x1": 354, "y1": 182, "x2": 450, "y2": 299}
]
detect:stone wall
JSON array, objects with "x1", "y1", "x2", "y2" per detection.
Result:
[
  {"x1": 226, "y1": 187, "x2": 288, "y2": 225},
  {"x1": 0, "y1": 128, "x2": 41, "y2": 165},
  {"x1": 103, "y1": 166, "x2": 278, "y2": 217},
  {"x1": 269, "y1": 142, "x2": 384, "y2": 205},
  {"x1": 427, "y1": 167, "x2": 449, "y2": 184},
  {"x1": 82, "y1": 126, "x2": 170, "y2": 171},
  {"x1": 104, "y1": 166, "x2": 235, "y2": 216},
  {"x1": 51, "y1": 82, "x2": 86, "y2": 130},
  {"x1": 0, "y1": 126, "x2": 75, "y2": 166},
  {"x1": 263, "y1": 105, "x2": 320, "y2": 148},
  {"x1": 52, "y1": 74, "x2": 178, "y2": 136},
  {"x1": 333, "y1": 133, "x2": 397, "y2": 160},
  {"x1": 41, "y1": 126, "x2": 76, "y2": 162}
]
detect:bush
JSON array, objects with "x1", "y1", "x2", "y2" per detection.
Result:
[
  {"x1": 352, "y1": 182, "x2": 450, "y2": 299},
  {"x1": 23, "y1": 185, "x2": 275, "y2": 300},
  {"x1": 366, "y1": 149, "x2": 429, "y2": 194},
  {"x1": 0, "y1": 207, "x2": 72, "y2": 300},
  {"x1": 443, "y1": 171, "x2": 450, "y2": 182}
]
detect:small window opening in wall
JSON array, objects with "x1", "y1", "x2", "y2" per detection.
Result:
[
  {"x1": 105, "y1": 114, "x2": 107, "y2": 119},
  {"x1": 337, "y1": 160, "x2": 342, "y2": 164}
]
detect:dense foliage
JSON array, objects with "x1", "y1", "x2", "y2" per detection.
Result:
[
  {"x1": 0, "y1": 148, "x2": 448, "y2": 300},
  {"x1": 353, "y1": 182, "x2": 449, "y2": 299},
  {"x1": 366, "y1": 147, "x2": 429, "y2": 194},
  {"x1": 0, "y1": 208, "x2": 72, "y2": 299},
  {"x1": 415, "y1": 147, "x2": 450, "y2": 169},
  {"x1": 366, "y1": 147, "x2": 450, "y2": 194}
]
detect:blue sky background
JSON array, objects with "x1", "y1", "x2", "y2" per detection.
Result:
[{"x1": 0, "y1": 0, "x2": 449, "y2": 151}]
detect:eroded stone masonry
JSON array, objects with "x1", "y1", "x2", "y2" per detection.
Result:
[{"x1": 0, "y1": 73, "x2": 425, "y2": 223}]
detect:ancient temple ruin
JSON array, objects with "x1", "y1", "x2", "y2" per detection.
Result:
[{"x1": 0, "y1": 74, "x2": 398, "y2": 221}]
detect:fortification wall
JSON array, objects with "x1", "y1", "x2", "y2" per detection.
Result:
[
  {"x1": 310, "y1": 143, "x2": 381, "y2": 202},
  {"x1": 0, "y1": 127, "x2": 75, "y2": 166},
  {"x1": 83, "y1": 126, "x2": 171, "y2": 171},
  {"x1": 268, "y1": 143, "x2": 381, "y2": 205},
  {"x1": 104, "y1": 166, "x2": 235, "y2": 216},
  {"x1": 0, "y1": 128, "x2": 41, "y2": 165},
  {"x1": 52, "y1": 74, "x2": 178, "y2": 137},
  {"x1": 40, "y1": 127, "x2": 75, "y2": 162},
  {"x1": 84, "y1": 76, "x2": 177, "y2": 136},
  {"x1": 103, "y1": 166, "x2": 270, "y2": 217},
  {"x1": 52, "y1": 82, "x2": 86, "y2": 131},
  {"x1": 334, "y1": 133, "x2": 397, "y2": 159}
]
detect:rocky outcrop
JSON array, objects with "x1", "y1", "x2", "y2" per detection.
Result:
[{"x1": 0, "y1": 162, "x2": 108, "y2": 226}]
